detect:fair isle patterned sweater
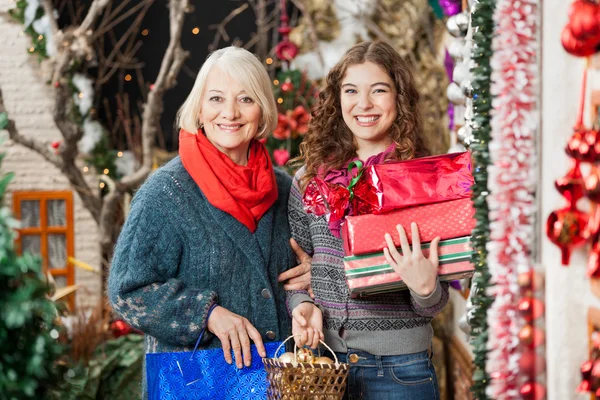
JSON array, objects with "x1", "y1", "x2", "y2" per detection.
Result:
[{"x1": 287, "y1": 167, "x2": 450, "y2": 356}]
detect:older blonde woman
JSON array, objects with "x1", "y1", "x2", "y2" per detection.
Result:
[{"x1": 108, "y1": 46, "x2": 311, "y2": 395}]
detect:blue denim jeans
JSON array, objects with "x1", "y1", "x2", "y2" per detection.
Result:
[{"x1": 335, "y1": 349, "x2": 439, "y2": 400}]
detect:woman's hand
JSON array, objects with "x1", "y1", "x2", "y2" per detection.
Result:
[
  {"x1": 278, "y1": 238, "x2": 313, "y2": 297},
  {"x1": 383, "y1": 222, "x2": 440, "y2": 297},
  {"x1": 292, "y1": 302, "x2": 323, "y2": 349},
  {"x1": 207, "y1": 306, "x2": 266, "y2": 368}
]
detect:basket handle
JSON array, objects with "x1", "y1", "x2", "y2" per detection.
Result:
[{"x1": 274, "y1": 334, "x2": 341, "y2": 367}]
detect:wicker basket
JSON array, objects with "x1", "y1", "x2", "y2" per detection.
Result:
[{"x1": 263, "y1": 335, "x2": 349, "y2": 400}]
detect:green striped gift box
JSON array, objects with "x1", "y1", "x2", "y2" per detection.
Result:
[{"x1": 344, "y1": 236, "x2": 474, "y2": 297}]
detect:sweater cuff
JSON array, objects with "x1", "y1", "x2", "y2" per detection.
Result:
[
  {"x1": 410, "y1": 279, "x2": 442, "y2": 308},
  {"x1": 288, "y1": 292, "x2": 314, "y2": 313}
]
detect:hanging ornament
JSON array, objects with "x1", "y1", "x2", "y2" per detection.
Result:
[
  {"x1": 547, "y1": 67, "x2": 592, "y2": 265},
  {"x1": 517, "y1": 297, "x2": 545, "y2": 321},
  {"x1": 519, "y1": 351, "x2": 546, "y2": 376},
  {"x1": 452, "y1": 62, "x2": 469, "y2": 85},
  {"x1": 446, "y1": 82, "x2": 466, "y2": 105},
  {"x1": 280, "y1": 81, "x2": 294, "y2": 92},
  {"x1": 51, "y1": 141, "x2": 61, "y2": 149},
  {"x1": 446, "y1": 15, "x2": 464, "y2": 38},
  {"x1": 274, "y1": 0, "x2": 298, "y2": 63},
  {"x1": 519, "y1": 382, "x2": 546, "y2": 400},
  {"x1": 448, "y1": 39, "x2": 465, "y2": 61},
  {"x1": 546, "y1": 201, "x2": 589, "y2": 265},
  {"x1": 561, "y1": 0, "x2": 600, "y2": 57},
  {"x1": 454, "y1": 12, "x2": 470, "y2": 34}
]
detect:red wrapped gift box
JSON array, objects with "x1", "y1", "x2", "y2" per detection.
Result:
[
  {"x1": 342, "y1": 198, "x2": 475, "y2": 256},
  {"x1": 344, "y1": 236, "x2": 474, "y2": 297},
  {"x1": 352, "y1": 152, "x2": 473, "y2": 215}
]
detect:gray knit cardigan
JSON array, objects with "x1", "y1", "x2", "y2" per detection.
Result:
[{"x1": 108, "y1": 157, "x2": 295, "y2": 357}]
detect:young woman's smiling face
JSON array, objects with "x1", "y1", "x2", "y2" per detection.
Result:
[
  {"x1": 340, "y1": 61, "x2": 398, "y2": 156},
  {"x1": 199, "y1": 66, "x2": 262, "y2": 165}
]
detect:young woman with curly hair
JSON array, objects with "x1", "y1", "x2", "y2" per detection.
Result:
[{"x1": 286, "y1": 41, "x2": 447, "y2": 399}]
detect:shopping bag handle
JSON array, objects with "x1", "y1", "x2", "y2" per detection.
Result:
[{"x1": 190, "y1": 303, "x2": 218, "y2": 360}]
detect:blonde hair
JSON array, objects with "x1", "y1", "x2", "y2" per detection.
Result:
[{"x1": 176, "y1": 46, "x2": 277, "y2": 138}]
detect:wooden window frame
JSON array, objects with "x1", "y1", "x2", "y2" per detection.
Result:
[{"x1": 13, "y1": 191, "x2": 75, "y2": 308}]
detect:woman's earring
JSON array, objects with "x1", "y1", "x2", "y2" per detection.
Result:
[{"x1": 200, "y1": 123, "x2": 204, "y2": 129}]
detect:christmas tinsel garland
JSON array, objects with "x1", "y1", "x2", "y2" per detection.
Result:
[{"x1": 468, "y1": 0, "x2": 496, "y2": 398}]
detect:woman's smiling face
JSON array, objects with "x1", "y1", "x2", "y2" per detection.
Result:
[
  {"x1": 340, "y1": 61, "x2": 398, "y2": 152},
  {"x1": 199, "y1": 66, "x2": 262, "y2": 165}
]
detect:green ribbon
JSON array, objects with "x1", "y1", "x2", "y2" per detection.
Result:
[{"x1": 346, "y1": 160, "x2": 364, "y2": 201}]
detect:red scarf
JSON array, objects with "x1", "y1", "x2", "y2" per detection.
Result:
[{"x1": 179, "y1": 129, "x2": 278, "y2": 232}]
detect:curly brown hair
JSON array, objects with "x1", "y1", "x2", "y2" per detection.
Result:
[{"x1": 295, "y1": 41, "x2": 430, "y2": 190}]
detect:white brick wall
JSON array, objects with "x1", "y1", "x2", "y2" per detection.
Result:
[{"x1": 0, "y1": 4, "x2": 102, "y2": 309}]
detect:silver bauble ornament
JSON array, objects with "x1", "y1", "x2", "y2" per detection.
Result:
[
  {"x1": 458, "y1": 315, "x2": 471, "y2": 335},
  {"x1": 455, "y1": 12, "x2": 469, "y2": 34},
  {"x1": 446, "y1": 14, "x2": 468, "y2": 38},
  {"x1": 446, "y1": 16, "x2": 461, "y2": 37},
  {"x1": 448, "y1": 40, "x2": 465, "y2": 61},
  {"x1": 446, "y1": 82, "x2": 466, "y2": 105},
  {"x1": 452, "y1": 63, "x2": 469, "y2": 85}
]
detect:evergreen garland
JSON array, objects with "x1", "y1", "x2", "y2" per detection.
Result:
[{"x1": 468, "y1": 0, "x2": 496, "y2": 399}]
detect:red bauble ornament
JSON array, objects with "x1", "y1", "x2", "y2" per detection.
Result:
[
  {"x1": 577, "y1": 378, "x2": 592, "y2": 393},
  {"x1": 519, "y1": 351, "x2": 546, "y2": 376},
  {"x1": 519, "y1": 382, "x2": 546, "y2": 400},
  {"x1": 562, "y1": 26, "x2": 598, "y2": 57},
  {"x1": 566, "y1": 128, "x2": 600, "y2": 163},
  {"x1": 51, "y1": 141, "x2": 61, "y2": 149},
  {"x1": 519, "y1": 325, "x2": 545, "y2": 347},
  {"x1": 569, "y1": 1, "x2": 600, "y2": 38},
  {"x1": 280, "y1": 81, "x2": 294, "y2": 92},
  {"x1": 554, "y1": 162, "x2": 584, "y2": 204},
  {"x1": 546, "y1": 206, "x2": 590, "y2": 265},
  {"x1": 518, "y1": 297, "x2": 545, "y2": 320},
  {"x1": 588, "y1": 240, "x2": 600, "y2": 277},
  {"x1": 581, "y1": 360, "x2": 593, "y2": 379},
  {"x1": 584, "y1": 168, "x2": 600, "y2": 203},
  {"x1": 110, "y1": 319, "x2": 133, "y2": 337},
  {"x1": 518, "y1": 270, "x2": 534, "y2": 288},
  {"x1": 275, "y1": 41, "x2": 298, "y2": 61}
]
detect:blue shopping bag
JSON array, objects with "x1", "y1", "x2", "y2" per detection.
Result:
[{"x1": 146, "y1": 306, "x2": 283, "y2": 400}]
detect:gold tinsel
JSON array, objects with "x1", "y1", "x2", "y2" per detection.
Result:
[{"x1": 290, "y1": 0, "x2": 450, "y2": 155}]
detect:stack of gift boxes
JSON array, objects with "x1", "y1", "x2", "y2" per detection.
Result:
[{"x1": 304, "y1": 152, "x2": 476, "y2": 298}]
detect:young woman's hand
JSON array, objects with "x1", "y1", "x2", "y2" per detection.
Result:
[
  {"x1": 207, "y1": 306, "x2": 266, "y2": 368},
  {"x1": 383, "y1": 222, "x2": 440, "y2": 297},
  {"x1": 278, "y1": 239, "x2": 313, "y2": 297},
  {"x1": 292, "y1": 302, "x2": 323, "y2": 349}
]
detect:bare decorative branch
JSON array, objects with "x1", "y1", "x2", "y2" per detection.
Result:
[
  {"x1": 75, "y1": 0, "x2": 111, "y2": 35},
  {"x1": 120, "y1": 0, "x2": 190, "y2": 189},
  {"x1": 208, "y1": 3, "x2": 250, "y2": 51},
  {"x1": 0, "y1": 88, "x2": 61, "y2": 167}
]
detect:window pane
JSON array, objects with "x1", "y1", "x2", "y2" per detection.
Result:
[
  {"x1": 48, "y1": 234, "x2": 67, "y2": 269},
  {"x1": 21, "y1": 235, "x2": 41, "y2": 256},
  {"x1": 53, "y1": 275, "x2": 67, "y2": 289},
  {"x1": 47, "y1": 200, "x2": 66, "y2": 226},
  {"x1": 20, "y1": 200, "x2": 40, "y2": 227}
]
